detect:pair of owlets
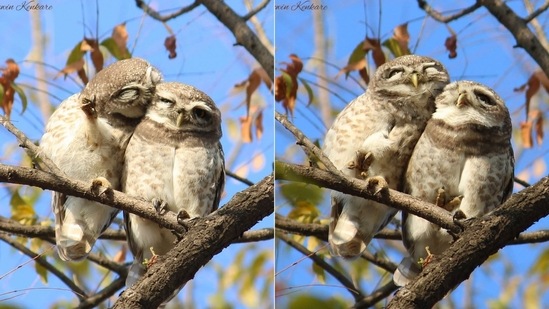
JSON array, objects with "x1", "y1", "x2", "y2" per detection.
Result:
[
  {"x1": 40, "y1": 58, "x2": 225, "y2": 289},
  {"x1": 325, "y1": 55, "x2": 514, "y2": 285}
]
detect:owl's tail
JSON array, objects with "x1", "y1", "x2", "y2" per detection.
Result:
[
  {"x1": 328, "y1": 194, "x2": 397, "y2": 259},
  {"x1": 393, "y1": 256, "x2": 421, "y2": 287},
  {"x1": 55, "y1": 196, "x2": 119, "y2": 261}
]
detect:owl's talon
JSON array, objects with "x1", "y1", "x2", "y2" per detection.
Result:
[
  {"x1": 445, "y1": 195, "x2": 463, "y2": 212},
  {"x1": 91, "y1": 177, "x2": 112, "y2": 195},
  {"x1": 347, "y1": 150, "x2": 374, "y2": 179},
  {"x1": 177, "y1": 210, "x2": 191, "y2": 226},
  {"x1": 152, "y1": 198, "x2": 168, "y2": 215},
  {"x1": 366, "y1": 176, "x2": 389, "y2": 195},
  {"x1": 434, "y1": 187, "x2": 446, "y2": 208},
  {"x1": 418, "y1": 246, "x2": 434, "y2": 268}
]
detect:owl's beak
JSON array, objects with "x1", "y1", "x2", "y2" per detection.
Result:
[
  {"x1": 176, "y1": 112, "x2": 185, "y2": 127},
  {"x1": 410, "y1": 73, "x2": 419, "y2": 88},
  {"x1": 456, "y1": 93, "x2": 470, "y2": 107}
]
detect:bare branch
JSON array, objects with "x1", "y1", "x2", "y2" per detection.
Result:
[
  {"x1": 354, "y1": 281, "x2": 399, "y2": 309},
  {"x1": 76, "y1": 276, "x2": 126, "y2": 309},
  {"x1": 235, "y1": 228, "x2": 274, "y2": 243},
  {"x1": 134, "y1": 0, "x2": 200, "y2": 22},
  {"x1": 226, "y1": 170, "x2": 255, "y2": 186},
  {"x1": 0, "y1": 232, "x2": 87, "y2": 299},
  {"x1": 0, "y1": 115, "x2": 61, "y2": 174},
  {"x1": 242, "y1": 0, "x2": 270, "y2": 20},
  {"x1": 275, "y1": 213, "x2": 401, "y2": 240},
  {"x1": 524, "y1": 0, "x2": 549, "y2": 22},
  {"x1": 113, "y1": 174, "x2": 273, "y2": 308},
  {"x1": 276, "y1": 231, "x2": 364, "y2": 301},
  {"x1": 197, "y1": 0, "x2": 274, "y2": 78},
  {"x1": 275, "y1": 161, "x2": 460, "y2": 233},
  {"x1": 480, "y1": 0, "x2": 549, "y2": 77},
  {"x1": 417, "y1": 0, "x2": 482, "y2": 23}
]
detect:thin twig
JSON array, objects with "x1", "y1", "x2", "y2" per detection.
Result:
[
  {"x1": 135, "y1": 0, "x2": 200, "y2": 22},
  {"x1": 234, "y1": 228, "x2": 274, "y2": 243},
  {"x1": 226, "y1": 170, "x2": 255, "y2": 186},
  {"x1": 0, "y1": 115, "x2": 61, "y2": 174},
  {"x1": 354, "y1": 281, "x2": 399, "y2": 309},
  {"x1": 76, "y1": 276, "x2": 125, "y2": 309},
  {"x1": 242, "y1": 0, "x2": 270, "y2": 20},
  {"x1": 417, "y1": 0, "x2": 482, "y2": 23},
  {"x1": 524, "y1": 0, "x2": 549, "y2": 22},
  {"x1": 0, "y1": 232, "x2": 87, "y2": 299},
  {"x1": 276, "y1": 231, "x2": 364, "y2": 301}
]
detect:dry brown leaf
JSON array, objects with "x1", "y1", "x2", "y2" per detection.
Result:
[
  {"x1": 358, "y1": 67, "x2": 369, "y2": 84},
  {"x1": 113, "y1": 246, "x2": 127, "y2": 263},
  {"x1": 366, "y1": 38, "x2": 385, "y2": 68},
  {"x1": 520, "y1": 121, "x2": 533, "y2": 148},
  {"x1": 112, "y1": 23, "x2": 129, "y2": 58},
  {"x1": 255, "y1": 110, "x2": 263, "y2": 140},
  {"x1": 240, "y1": 115, "x2": 253, "y2": 143},
  {"x1": 84, "y1": 38, "x2": 104, "y2": 72},
  {"x1": 57, "y1": 58, "x2": 85, "y2": 79},
  {"x1": 275, "y1": 54, "x2": 303, "y2": 116},
  {"x1": 0, "y1": 59, "x2": 20, "y2": 119},
  {"x1": 393, "y1": 23, "x2": 410, "y2": 55},
  {"x1": 530, "y1": 109, "x2": 544, "y2": 146},
  {"x1": 514, "y1": 70, "x2": 549, "y2": 118},
  {"x1": 445, "y1": 35, "x2": 458, "y2": 59},
  {"x1": 164, "y1": 35, "x2": 177, "y2": 59}
]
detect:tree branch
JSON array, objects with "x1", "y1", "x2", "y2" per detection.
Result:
[
  {"x1": 387, "y1": 176, "x2": 549, "y2": 308},
  {"x1": 112, "y1": 174, "x2": 273, "y2": 308},
  {"x1": 276, "y1": 231, "x2": 364, "y2": 301},
  {"x1": 275, "y1": 161, "x2": 460, "y2": 234},
  {"x1": 480, "y1": 0, "x2": 549, "y2": 77},
  {"x1": 417, "y1": 0, "x2": 482, "y2": 23},
  {"x1": 197, "y1": 0, "x2": 274, "y2": 78},
  {"x1": 524, "y1": 0, "x2": 549, "y2": 22},
  {"x1": 242, "y1": 0, "x2": 270, "y2": 21},
  {"x1": 354, "y1": 281, "x2": 399, "y2": 309},
  {"x1": 134, "y1": 0, "x2": 200, "y2": 22},
  {"x1": 76, "y1": 276, "x2": 126, "y2": 309}
]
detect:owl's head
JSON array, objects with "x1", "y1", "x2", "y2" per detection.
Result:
[
  {"x1": 371, "y1": 55, "x2": 449, "y2": 107},
  {"x1": 432, "y1": 81, "x2": 511, "y2": 131},
  {"x1": 146, "y1": 82, "x2": 222, "y2": 138},
  {"x1": 80, "y1": 57, "x2": 162, "y2": 121}
]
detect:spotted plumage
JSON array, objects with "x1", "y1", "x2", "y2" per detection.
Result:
[
  {"x1": 40, "y1": 58, "x2": 162, "y2": 261},
  {"x1": 394, "y1": 81, "x2": 514, "y2": 285},
  {"x1": 324, "y1": 55, "x2": 449, "y2": 258}
]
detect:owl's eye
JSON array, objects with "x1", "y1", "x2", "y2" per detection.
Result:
[
  {"x1": 475, "y1": 91, "x2": 495, "y2": 106},
  {"x1": 114, "y1": 87, "x2": 140, "y2": 101},
  {"x1": 193, "y1": 108, "x2": 211, "y2": 122},
  {"x1": 386, "y1": 68, "x2": 404, "y2": 79},
  {"x1": 424, "y1": 66, "x2": 439, "y2": 74},
  {"x1": 158, "y1": 96, "x2": 175, "y2": 106}
]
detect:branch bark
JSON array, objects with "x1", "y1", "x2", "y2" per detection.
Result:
[
  {"x1": 197, "y1": 0, "x2": 274, "y2": 79},
  {"x1": 113, "y1": 175, "x2": 273, "y2": 308},
  {"x1": 387, "y1": 176, "x2": 549, "y2": 308}
]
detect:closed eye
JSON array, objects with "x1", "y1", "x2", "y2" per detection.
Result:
[
  {"x1": 386, "y1": 68, "x2": 404, "y2": 79},
  {"x1": 113, "y1": 86, "x2": 140, "y2": 101},
  {"x1": 157, "y1": 96, "x2": 175, "y2": 106}
]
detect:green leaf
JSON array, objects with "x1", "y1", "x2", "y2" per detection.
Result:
[
  {"x1": 10, "y1": 189, "x2": 36, "y2": 225},
  {"x1": 287, "y1": 201, "x2": 321, "y2": 223},
  {"x1": 281, "y1": 71, "x2": 293, "y2": 98},
  {"x1": 346, "y1": 40, "x2": 367, "y2": 78},
  {"x1": 35, "y1": 262, "x2": 48, "y2": 284},
  {"x1": 100, "y1": 38, "x2": 131, "y2": 60},
  {"x1": 280, "y1": 181, "x2": 324, "y2": 207},
  {"x1": 383, "y1": 38, "x2": 405, "y2": 58},
  {"x1": 312, "y1": 261, "x2": 326, "y2": 284},
  {"x1": 288, "y1": 294, "x2": 346, "y2": 309},
  {"x1": 11, "y1": 83, "x2": 27, "y2": 114},
  {"x1": 298, "y1": 78, "x2": 314, "y2": 106},
  {"x1": 66, "y1": 40, "x2": 85, "y2": 65},
  {"x1": 0, "y1": 83, "x2": 4, "y2": 105}
]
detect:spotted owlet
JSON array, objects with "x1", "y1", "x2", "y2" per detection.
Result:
[
  {"x1": 122, "y1": 82, "x2": 225, "y2": 296},
  {"x1": 324, "y1": 55, "x2": 449, "y2": 258},
  {"x1": 40, "y1": 58, "x2": 162, "y2": 261},
  {"x1": 394, "y1": 81, "x2": 514, "y2": 285}
]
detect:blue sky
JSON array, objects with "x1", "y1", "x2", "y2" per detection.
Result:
[
  {"x1": 0, "y1": 1, "x2": 273, "y2": 308},
  {"x1": 275, "y1": 1, "x2": 549, "y2": 308}
]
